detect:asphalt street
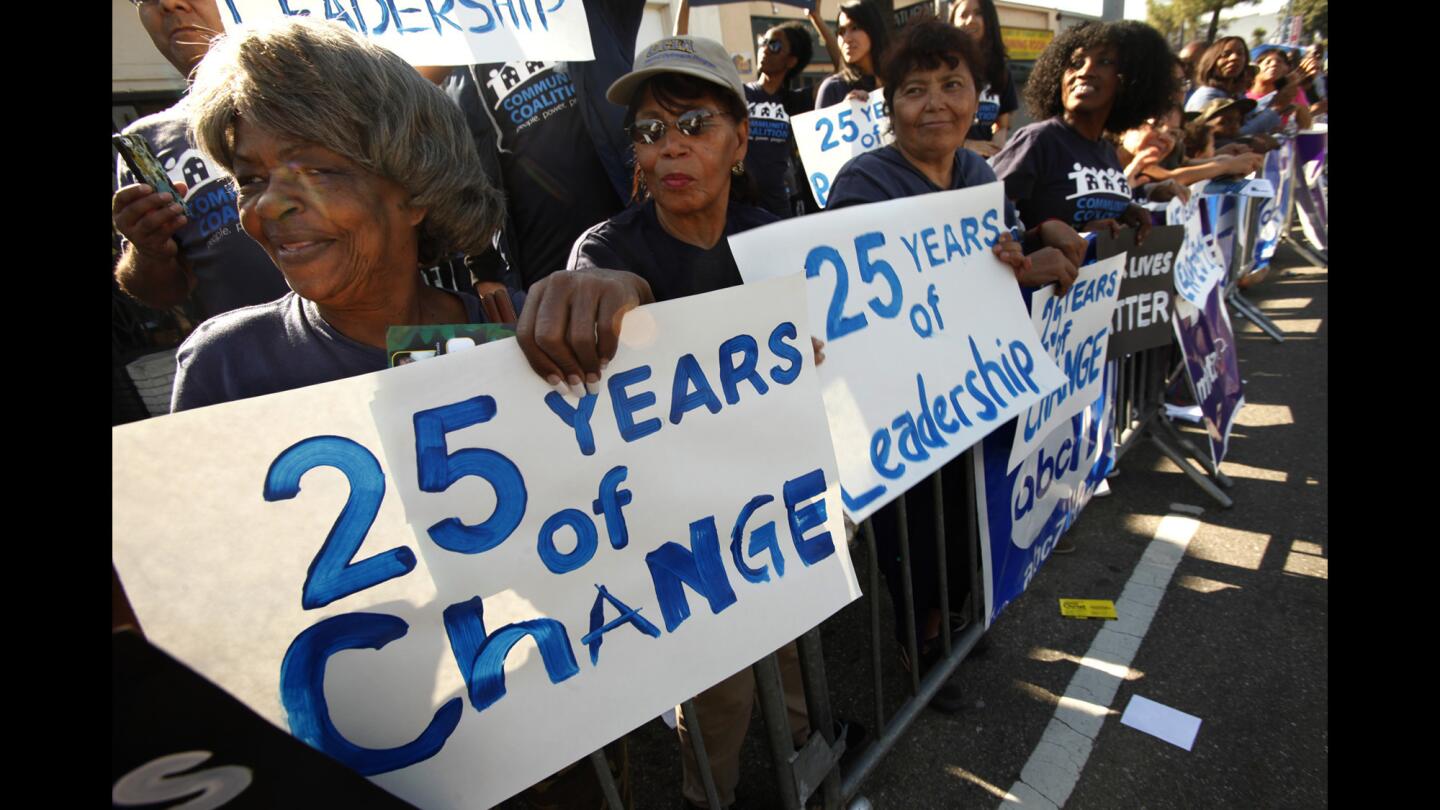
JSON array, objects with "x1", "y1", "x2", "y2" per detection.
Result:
[{"x1": 586, "y1": 237, "x2": 1327, "y2": 810}]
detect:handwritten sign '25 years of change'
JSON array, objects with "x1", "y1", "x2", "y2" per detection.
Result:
[{"x1": 113, "y1": 276, "x2": 860, "y2": 809}]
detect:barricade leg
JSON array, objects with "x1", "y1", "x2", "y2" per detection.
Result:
[
  {"x1": 1226, "y1": 285, "x2": 1287, "y2": 344},
  {"x1": 678, "y1": 697, "x2": 726, "y2": 810},
  {"x1": 752, "y1": 652, "x2": 807, "y2": 810},
  {"x1": 861, "y1": 519, "x2": 885, "y2": 737},
  {"x1": 588, "y1": 745, "x2": 627, "y2": 810},
  {"x1": 796, "y1": 629, "x2": 844, "y2": 810}
]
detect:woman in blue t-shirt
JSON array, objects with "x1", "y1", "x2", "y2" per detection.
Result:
[
  {"x1": 825, "y1": 19, "x2": 1086, "y2": 715},
  {"x1": 950, "y1": 0, "x2": 1018, "y2": 158},
  {"x1": 991, "y1": 20, "x2": 1178, "y2": 244}
]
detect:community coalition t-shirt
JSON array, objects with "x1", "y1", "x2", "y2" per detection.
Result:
[
  {"x1": 473, "y1": 61, "x2": 624, "y2": 284},
  {"x1": 744, "y1": 82, "x2": 796, "y2": 218},
  {"x1": 117, "y1": 97, "x2": 290, "y2": 320},
  {"x1": 990, "y1": 117, "x2": 1132, "y2": 232},
  {"x1": 567, "y1": 200, "x2": 778, "y2": 302},
  {"x1": 968, "y1": 78, "x2": 1018, "y2": 141}
]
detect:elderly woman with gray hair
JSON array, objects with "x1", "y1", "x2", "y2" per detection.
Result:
[{"x1": 170, "y1": 17, "x2": 512, "y2": 411}]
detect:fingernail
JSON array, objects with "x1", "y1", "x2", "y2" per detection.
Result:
[
  {"x1": 550, "y1": 381, "x2": 569, "y2": 398},
  {"x1": 568, "y1": 382, "x2": 586, "y2": 399},
  {"x1": 600, "y1": 359, "x2": 609, "y2": 372},
  {"x1": 584, "y1": 380, "x2": 599, "y2": 396},
  {"x1": 566, "y1": 374, "x2": 581, "y2": 389},
  {"x1": 546, "y1": 374, "x2": 561, "y2": 387}
]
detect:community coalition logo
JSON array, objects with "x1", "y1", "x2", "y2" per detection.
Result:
[
  {"x1": 484, "y1": 61, "x2": 577, "y2": 130},
  {"x1": 119, "y1": 144, "x2": 238, "y2": 242},
  {"x1": 1064, "y1": 162, "x2": 1131, "y2": 224},
  {"x1": 748, "y1": 100, "x2": 789, "y2": 142}
]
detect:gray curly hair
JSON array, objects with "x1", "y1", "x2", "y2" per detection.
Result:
[{"x1": 187, "y1": 16, "x2": 503, "y2": 266}]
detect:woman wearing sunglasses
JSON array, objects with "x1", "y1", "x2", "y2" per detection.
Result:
[
  {"x1": 517, "y1": 36, "x2": 812, "y2": 810},
  {"x1": 518, "y1": 35, "x2": 778, "y2": 399}
]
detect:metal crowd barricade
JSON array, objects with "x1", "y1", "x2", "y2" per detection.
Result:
[
  {"x1": 1109, "y1": 346, "x2": 1233, "y2": 508},
  {"x1": 1222, "y1": 141, "x2": 1291, "y2": 344},
  {"x1": 575, "y1": 457, "x2": 988, "y2": 809}
]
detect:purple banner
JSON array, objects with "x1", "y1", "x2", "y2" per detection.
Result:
[
  {"x1": 1294, "y1": 130, "x2": 1327, "y2": 252},
  {"x1": 975, "y1": 364, "x2": 1115, "y2": 626},
  {"x1": 1252, "y1": 141, "x2": 1294, "y2": 271},
  {"x1": 1174, "y1": 285, "x2": 1244, "y2": 467}
]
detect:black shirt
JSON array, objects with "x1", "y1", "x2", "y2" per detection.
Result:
[
  {"x1": 567, "y1": 200, "x2": 779, "y2": 302},
  {"x1": 456, "y1": 62, "x2": 626, "y2": 288},
  {"x1": 990, "y1": 117, "x2": 1132, "y2": 233},
  {"x1": 968, "y1": 74, "x2": 1019, "y2": 141},
  {"x1": 744, "y1": 82, "x2": 797, "y2": 218}
]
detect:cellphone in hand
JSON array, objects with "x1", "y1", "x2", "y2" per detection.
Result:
[{"x1": 113, "y1": 133, "x2": 190, "y2": 218}]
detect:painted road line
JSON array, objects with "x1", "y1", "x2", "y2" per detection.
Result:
[{"x1": 998, "y1": 510, "x2": 1203, "y2": 809}]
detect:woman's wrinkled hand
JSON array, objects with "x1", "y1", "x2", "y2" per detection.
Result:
[{"x1": 517, "y1": 269, "x2": 654, "y2": 397}]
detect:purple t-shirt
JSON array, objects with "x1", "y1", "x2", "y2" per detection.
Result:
[{"x1": 990, "y1": 117, "x2": 1132, "y2": 232}]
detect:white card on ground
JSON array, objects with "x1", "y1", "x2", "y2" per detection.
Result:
[{"x1": 1119, "y1": 694, "x2": 1202, "y2": 751}]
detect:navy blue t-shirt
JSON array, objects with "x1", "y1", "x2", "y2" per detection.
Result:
[
  {"x1": 567, "y1": 200, "x2": 779, "y2": 302},
  {"x1": 172, "y1": 291, "x2": 487, "y2": 411},
  {"x1": 968, "y1": 75, "x2": 1019, "y2": 142},
  {"x1": 990, "y1": 117, "x2": 1132, "y2": 233},
  {"x1": 827, "y1": 145, "x2": 1022, "y2": 235},
  {"x1": 815, "y1": 74, "x2": 877, "y2": 109},
  {"x1": 744, "y1": 82, "x2": 797, "y2": 218}
]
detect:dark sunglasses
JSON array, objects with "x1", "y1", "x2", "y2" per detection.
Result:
[
  {"x1": 626, "y1": 109, "x2": 730, "y2": 145},
  {"x1": 757, "y1": 37, "x2": 784, "y2": 53}
]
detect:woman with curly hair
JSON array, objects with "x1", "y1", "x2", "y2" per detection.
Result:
[
  {"x1": 990, "y1": 20, "x2": 1178, "y2": 251},
  {"x1": 950, "y1": 0, "x2": 1017, "y2": 158}
]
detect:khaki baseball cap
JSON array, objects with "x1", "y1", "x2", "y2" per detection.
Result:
[{"x1": 606, "y1": 36, "x2": 745, "y2": 108}]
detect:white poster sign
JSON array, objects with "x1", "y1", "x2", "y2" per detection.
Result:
[
  {"x1": 730, "y1": 183, "x2": 1066, "y2": 523},
  {"x1": 113, "y1": 277, "x2": 860, "y2": 809},
  {"x1": 1168, "y1": 184, "x2": 1228, "y2": 307},
  {"x1": 791, "y1": 96, "x2": 893, "y2": 208},
  {"x1": 1007, "y1": 254, "x2": 1123, "y2": 470},
  {"x1": 220, "y1": 0, "x2": 595, "y2": 65}
]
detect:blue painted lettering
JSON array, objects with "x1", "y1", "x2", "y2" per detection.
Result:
[
  {"x1": 537, "y1": 508, "x2": 598, "y2": 574},
  {"x1": 414, "y1": 397, "x2": 527, "y2": 554},
  {"x1": 582, "y1": 585, "x2": 660, "y2": 665},
  {"x1": 717, "y1": 334, "x2": 770, "y2": 405},
  {"x1": 783, "y1": 469, "x2": 835, "y2": 566},
  {"x1": 730, "y1": 494, "x2": 782, "y2": 584},
  {"x1": 767, "y1": 321, "x2": 803, "y2": 384},
  {"x1": 545, "y1": 391, "x2": 597, "y2": 455},
  {"x1": 609, "y1": 365, "x2": 662, "y2": 442},
  {"x1": 443, "y1": 596, "x2": 579, "y2": 712},
  {"x1": 281, "y1": 613, "x2": 462, "y2": 774},
  {"x1": 669, "y1": 353, "x2": 723, "y2": 425},
  {"x1": 591, "y1": 466, "x2": 632, "y2": 550},
  {"x1": 645, "y1": 517, "x2": 738, "y2": 632}
]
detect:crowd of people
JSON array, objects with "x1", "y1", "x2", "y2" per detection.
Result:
[{"x1": 113, "y1": 1, "x2": 1327, "y2": 807}]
